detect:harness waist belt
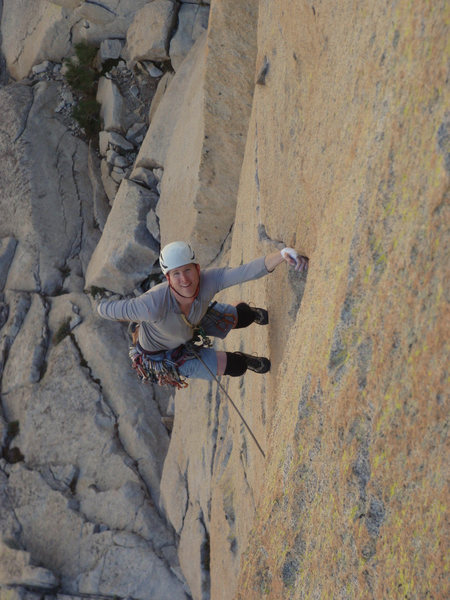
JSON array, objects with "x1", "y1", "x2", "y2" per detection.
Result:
[{"x1": 137, "y1": 342, "x2": 166, "y2": 356}]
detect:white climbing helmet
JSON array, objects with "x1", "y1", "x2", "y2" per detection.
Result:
[{"x1": 159, "y1": 241, "x2": 199, "y2": 275}]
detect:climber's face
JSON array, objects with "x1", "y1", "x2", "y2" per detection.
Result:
[{"x1": 167, "y1": 263, "x2": 200, "y2": 298}]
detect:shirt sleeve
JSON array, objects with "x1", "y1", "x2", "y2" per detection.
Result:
[
  {"x1": 97, "y1": 292, "x2": 160, "y2": 322},
  {"x1": 213, "y1": 256, "x2": 269, "y2": 292}
]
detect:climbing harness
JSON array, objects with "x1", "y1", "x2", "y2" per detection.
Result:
[{"x1": 128, "y1": 344, "x2": 189, "y2": 389}]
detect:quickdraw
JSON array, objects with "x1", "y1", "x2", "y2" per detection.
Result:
[{"x1": 128, "y1": 345, "x2": 189, "y2": 389}]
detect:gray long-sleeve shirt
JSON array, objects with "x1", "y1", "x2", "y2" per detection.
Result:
[{"x1": 97, "y1": 256, "x2": 269, "y2": 351}]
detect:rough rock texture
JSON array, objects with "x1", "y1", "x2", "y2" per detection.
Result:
[
  {"x1": 85, "y1": 179, "x2": 159, "y2": 294},
  {"x1": 0, "y1": 1, "x2": 448, "y2": 599},
  {"x1": 155, "y1": 0, "x2": 259, "y2": 266},
  {"x1": 125, "y1": 0, "x2": 178, "y2": 65},
  {"x1": 0, "y1": 81, "x2": 99, "y2": 295},
  {"x1": 0, "y1": 540, "x2": 58, "y2": 588},
  {"x1": 1, "y1": 0, "x2": 71, "y2": 80},
  {"x1": 0, "y1": 0, "x2": 158, "y2": 80},
  {"x1": 229, "y1": 1, "x2": 449, "y2": 599},
  {"x1": 0, "y1": 10, "x2": 187, "y2": 595},
  {"x1": 169, "y1": 3, "x2": 210, "y2": 72}
]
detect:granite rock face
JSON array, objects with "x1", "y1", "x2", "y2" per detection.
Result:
[{"x1": 0, "y1": 1, "x2": 448, "y2": 600}]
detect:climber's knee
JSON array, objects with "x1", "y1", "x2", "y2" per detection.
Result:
[
  {"x1": 234, "y1": 303, "x2": 255, "y2": 329},
  {"x1": 224, "y1": 351, "x2": 248, "y2": 376}
]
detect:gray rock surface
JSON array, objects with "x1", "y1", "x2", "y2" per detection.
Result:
[
  {"x1": 170, "y1": 3, "x2": 210, "y2": 72},
  {"x1": 125, "y1": 0, "x2": 178, "y2": 65},
  {"x1": 100, "y1": 38, "x2": 124, "y2": 61},
  {"x1": 133, "y1": 33, "x2": 206, "y2": 172},
  {"x1": 1, "y1": 0, "x2": 71, "y2": 79},
  {"x1": 148, "y1": 71, "x2": 174, "y2": 121},
  {"x1": 0, "y1": 540, "x2": 58, "y2": 588},
  {"x1": 0, "y1": 81, "x2": 99, "y2": 295},
  {"x1": 97, "y1": 76, "x2": 134, "y2": 134},
  {"x1": 0, "y1": 238, "x2": 17, "y2": 292},
  {"x1": 85, "y1": 179, "x2": 159, "y2": 294},
  {"x1": 1, "y1": 293, "x2": 48, "y2": 395}
]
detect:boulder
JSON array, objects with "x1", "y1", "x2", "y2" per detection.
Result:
[
  {"x1": 140, "y1": 0, "x2": 258, "y2": 266},
  {"x1": 125, "y1": 0, "x2": 178, "y2": 65},
  {"x1": 133, "y1": 34, "x2": 206, "y2": 173},
  {"x1": 169, "y1": 3, "x2": 210, "y2": 72},
  {"x1": 126, "y1": 121, "x2": 147, "y2": 145},
  {"x1": 100, "y1": 159, "x2": 119, "y2": 204},
  {"x1": 1, "y1": 0, "x2": 72, "y2": 80},
  {"x1": 99, "y1": 130, "x2": 134, "y2": 156},
  {"x1": 106, "y1": 149, "x2": 130, "y2": 168},
  {"x1": 97, "y1": 76, "x2": 134, "y2": 133},
  {"x1": 85, "y1": 179, "x2": 159, "y2": 294},
  {"x1": 0, "y1": 540, "x2": 58, "y2": 589},
  {"x1": 130, "y1": 167, "x2": 159, "y2": 191},
  {"x1": 99, "y1": 38, "x2": 124, "y2": 61},
  {"x1": 70, "y1": 1, "x2": 156, "y2": 46}
]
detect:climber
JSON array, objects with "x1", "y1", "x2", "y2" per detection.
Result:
[{"x1": 96, "y1": 241, "x2": 308, "y2": 387}]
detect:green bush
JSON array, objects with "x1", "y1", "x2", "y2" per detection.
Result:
[
  {"x1": 72, "y1": 98, "x2": 101, "y2": 138},
  {"x1": 65, "y1": 42, "x2": 98, "y2": 94},
  {"x1": 64, "y1": 42, "x2": 101, "y2": 138}
]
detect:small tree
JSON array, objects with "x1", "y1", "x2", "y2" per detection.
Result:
[{"x1": 64, "y1": 42, "x2": 101, "y2": 139}]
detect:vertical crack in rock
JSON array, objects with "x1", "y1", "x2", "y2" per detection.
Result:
[
  {"x1": 179, "y1": 461, "x2": 191, "y2": 533},
  {"x1": 0, "y1": 0, "x2": 9, "y2": 85},
  {"x1": 13, "y1": 84, "x2": 36, "y2": 143},
  {"x1": 69, "y1": 145, "x2": 84, "y2": 260},
  {"x1": 257, "y1": 222, "x2": 286, "y2": 249},
  {"x1": 198, "y1": 507, "x2": 211, "y2": 598},
  {"x1": 328, "y1": 193, "x2": 371, "y2": 386},
  {"x1": 238, "y1": 432, "x2": 256, "y2": 511},
  {"x1": 85, "y1": 1, "x2": 118, "y2": 17},
  {"x1": 32, "y1": 293, "x2": 50, "y2": 383},
  {"x1": 208, "y1": 382, "x2": 221, "y2": 482},
  {"x1": 0, "y1": 293, "x2": 32, "y2": 381}
]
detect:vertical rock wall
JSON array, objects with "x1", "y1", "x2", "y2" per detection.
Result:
[
  {"x1": 232, "y1": 1, "x2": 449, "y2": 598},
  {"x1": 0, "y1": 1, "x2": 448, "y2": 600}
]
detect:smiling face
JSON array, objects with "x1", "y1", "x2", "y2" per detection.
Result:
[{"x1": 166, "y1": 263, "x2": 200, "y2": 298}]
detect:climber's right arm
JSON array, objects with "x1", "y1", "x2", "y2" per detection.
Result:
[{"x1": 96, "y1": 293, "x2": 156, "y2": 323}]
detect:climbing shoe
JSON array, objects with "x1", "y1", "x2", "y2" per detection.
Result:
[
  {"x1": 235, "y1": 352, "x2": 271, "y2": 374},
  {"x1": 251, "y1": 306, "x2": 269, "y2": 325}
]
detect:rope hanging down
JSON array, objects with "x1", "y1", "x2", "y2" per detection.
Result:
[{"x1": 188, "y1": 345, "x2": 266, "y2": 459}]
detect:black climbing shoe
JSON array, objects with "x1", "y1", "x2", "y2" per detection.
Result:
[
  {"x1": 235, "y1": 352, "x2": 271, "y2": 374},
  {"x1": 251, "y1": 306, "x2": 269, "y2": 325}
]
